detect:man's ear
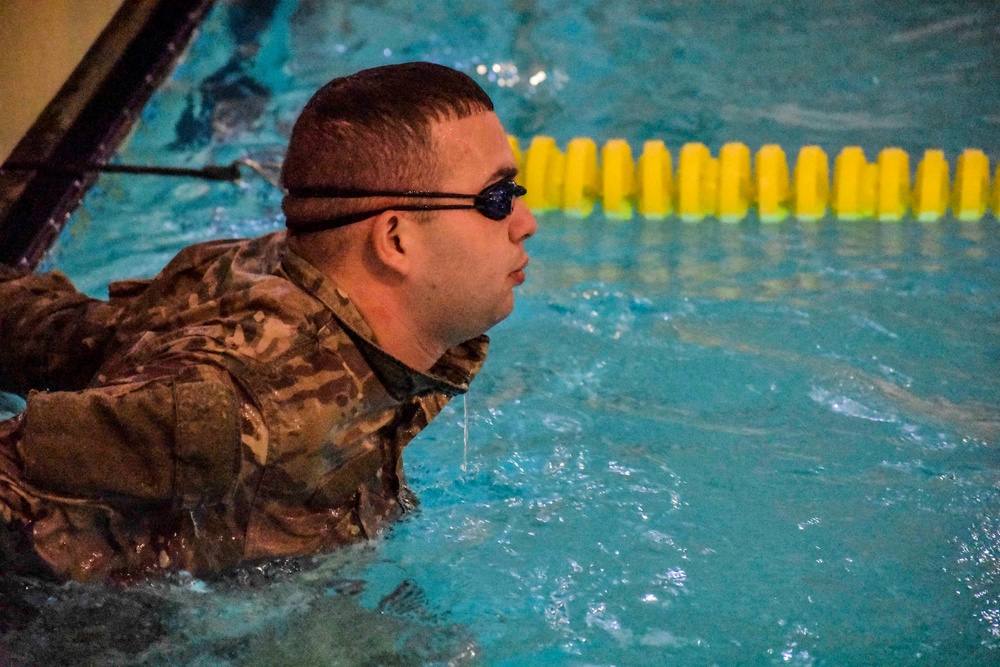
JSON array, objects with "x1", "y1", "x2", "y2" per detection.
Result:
[{"x1": 369, "y1": 211, "x2": 411, "y2": 276}]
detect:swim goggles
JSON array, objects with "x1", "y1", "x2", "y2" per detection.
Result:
[{"x1": 285, "y1": 177, "x2": 527, "y2": 231}]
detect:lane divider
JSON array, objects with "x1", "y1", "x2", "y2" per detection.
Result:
[{"x1": 508, "y1": 137, "x2": 1000, "y2": 222}]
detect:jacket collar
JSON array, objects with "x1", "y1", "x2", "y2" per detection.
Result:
[{"x1": 280, "y1": 240, "x2": 489, "y2": 400}]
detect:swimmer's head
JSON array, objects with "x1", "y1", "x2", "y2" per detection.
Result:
[
  {"x1": 282, "y1": 62, "x2": 495, "y2": 230},
  {"x1": 280, "y1": 64, "x2": 534, "y2": 362}
]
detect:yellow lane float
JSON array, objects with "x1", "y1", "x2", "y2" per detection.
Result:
[{"x1": 511, "y1": 137, "x2": 999, "y2": 222}]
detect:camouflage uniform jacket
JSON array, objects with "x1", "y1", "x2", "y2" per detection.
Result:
[{"x1": 0, "y1": 231, "x2": 487, "y2": 582}]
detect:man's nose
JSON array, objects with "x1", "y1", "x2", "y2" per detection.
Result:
[{"x1": 509, "y1": 200, "x2": 537, "y2": 242}]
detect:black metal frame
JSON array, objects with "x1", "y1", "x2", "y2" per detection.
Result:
[{"x1": 0, "y1": 0, "x2": 217, "y2": 269}]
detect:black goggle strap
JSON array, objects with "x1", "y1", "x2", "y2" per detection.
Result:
[
  {"x1": 286, "y1": 204, "x2": 479, "y2": 233},
  {"x1": 285, "y1": 186, "x2": 480, "y2": 200},
  {"x1": 287, "y1": 179, "x2": 524, "y2": 207},
  {"x1": 284, "y1": 180, "x2": 526, "y2": 232}
]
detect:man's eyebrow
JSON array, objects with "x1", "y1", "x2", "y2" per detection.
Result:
[{"x1": 483, "y1": 165, "x2": 519, "y2": 187}]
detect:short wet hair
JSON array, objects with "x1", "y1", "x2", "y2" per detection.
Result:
[{"x1": 282, "y1": 62, "x2": 494, "y2": 231}]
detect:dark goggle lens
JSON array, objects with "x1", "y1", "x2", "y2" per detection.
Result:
[{"x1": 474, "y1": 179, "x2": 527, "y2": 220}]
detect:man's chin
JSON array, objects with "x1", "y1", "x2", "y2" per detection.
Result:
[
  {"x1": 454, "y1": 291, "x2": 516, "y2": 339},
  {"x1": 472, "y1": 303, "x2": 514, "y2": 338},
  {"x1": 494, "y1": 297, "x2": 517, "y2": 327}
]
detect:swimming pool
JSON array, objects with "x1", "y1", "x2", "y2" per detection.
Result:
[{"x1": 2, "y1": 0, "x2": 999, "y2": 664}]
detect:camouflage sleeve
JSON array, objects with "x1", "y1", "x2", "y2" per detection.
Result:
[
  {"x1": 0, "y1": 268, "x2": 122, "y2": 394},
  {"x1": 13, "y1": 363, "x2": 242, "y2": 506}
]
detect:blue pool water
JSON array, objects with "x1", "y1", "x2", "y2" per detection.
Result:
[{"x1": 3, "y1": 1, "x2": 1000, "y2": 665}]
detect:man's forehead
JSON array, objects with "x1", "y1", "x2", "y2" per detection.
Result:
[{"x1": 429, "y1": 111, "x2": 517, "y2": 186}]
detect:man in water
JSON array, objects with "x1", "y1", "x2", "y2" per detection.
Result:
[{"x1": 0, "y1": 62, "x2": 536, "y2": 582}]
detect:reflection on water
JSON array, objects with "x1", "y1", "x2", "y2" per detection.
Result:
[
  {"x1": 530, "y1": 215, "x2": 1000, "y2": 304},
  {"x1": 0, "y1": 574, "x2": 169, "y2": 666},
  {"x1": 0, "y1": 550, "x2": 480, "y2": 666}
]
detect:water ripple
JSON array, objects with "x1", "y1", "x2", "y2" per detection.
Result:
[{"x1": 808, "y1": 386, "x2": 898, "y2": 423}]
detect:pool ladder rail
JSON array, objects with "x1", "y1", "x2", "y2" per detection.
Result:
[{"x1": 509, "y1": 137, "x2": 1000, "y2": 223}]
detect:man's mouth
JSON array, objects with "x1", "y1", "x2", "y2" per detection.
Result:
[{"x1": 510, "y1": 258, "x2": 529, "y2": 285}]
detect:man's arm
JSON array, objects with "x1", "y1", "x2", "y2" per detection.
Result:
[
  {"x1": 0, "y1": 359, "x2": 253, "y2": 581},
  {"x1": 11, "y1": 362, "x2": 243, "y2": 507},
  {"x1": 0, "y1": 266, "x2": 123, "y2": 394}
]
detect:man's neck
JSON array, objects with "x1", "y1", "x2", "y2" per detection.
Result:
[
  {"x1": 329, "y1": 273, "x2": 446, "y2": 373},
  {"x1": 287, "y1": 234, "x2": 451, "y2": 372},
  {"x1": 353, "y1": 291, "x2": 446, "y2": 373}
]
